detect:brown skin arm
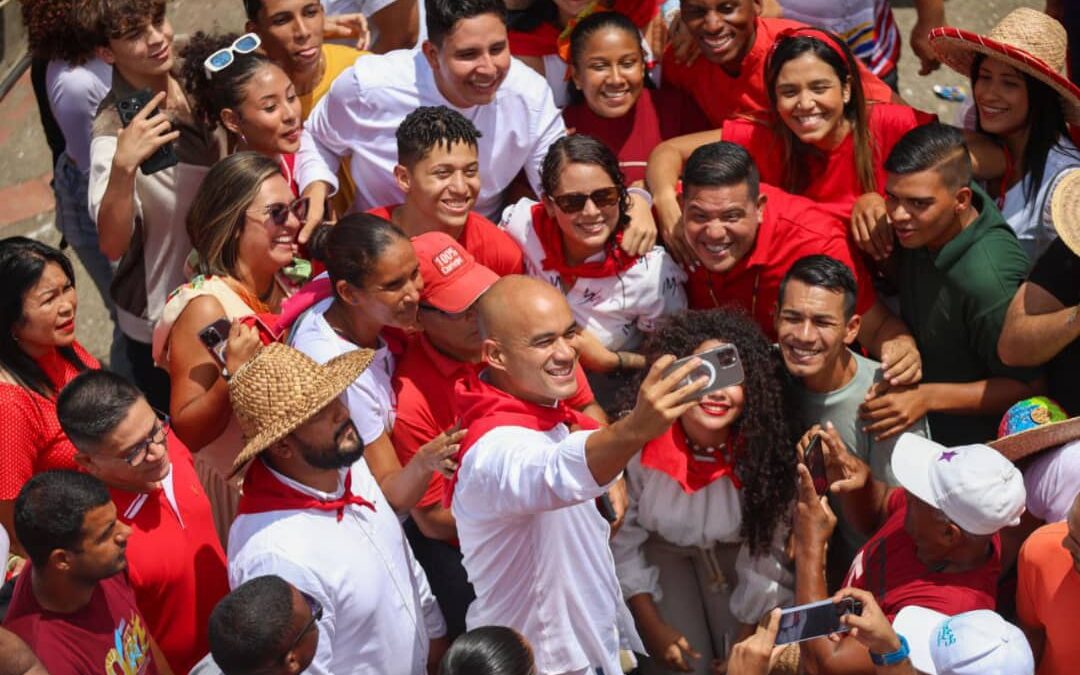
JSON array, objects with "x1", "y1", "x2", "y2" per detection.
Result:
[
  {"x1": 368, "y1": 0, "x2": 420, "y2": 53},
  {"x1": 150, "y1": 636, "x2": 175, "y2": 675},
  {"x1": 0, "y1": 627, "x2": 48, "y2": 675},
  {"x1": 411, "y1": 502, "x2": 457, "y2": 542},
  {"x1": 998, "y1": 281, "x2": 1080, "y2": 367}
]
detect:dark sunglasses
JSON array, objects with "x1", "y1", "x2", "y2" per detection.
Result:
[
  {"x1": 551, "y1": 187, "x2": 621, "y2": 214},
  {"x1": 250, "y1": 196, "x2": 310, "y2": 226},
  {"x1": 282, "y1": 591, "x2": 323, "y2": 659}
]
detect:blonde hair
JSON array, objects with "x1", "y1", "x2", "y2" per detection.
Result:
[{"x1": 186, "y1": 152, "x2": 282, "y2": 278}]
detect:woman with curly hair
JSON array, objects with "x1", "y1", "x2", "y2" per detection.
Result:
[
  {"x1": 180, "y1": 32, "x2": 302, "y2": 193},
  {"x1": 611, "y1": 308, "x2": 797, "y2": 675}
]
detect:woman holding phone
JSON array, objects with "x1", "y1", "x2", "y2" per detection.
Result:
[
  {"x1": 499, "y1": 134, "x2": 686, "y2": 406},
  {"x1": 611, "y1": 309, "x2": 798, "y2": 674},
  {"x1": 153, "y1": 152, "x2": 307, "y2": 541}
]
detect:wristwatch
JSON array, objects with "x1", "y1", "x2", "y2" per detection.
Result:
[{"x1": 870, "y1": 634, "x2": 910, "y2": 666}]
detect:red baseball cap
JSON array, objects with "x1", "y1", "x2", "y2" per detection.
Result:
[{"x1": 412, "y1": 232, "x2": 499, "y2": 314}]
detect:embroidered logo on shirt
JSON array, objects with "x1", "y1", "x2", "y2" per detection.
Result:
[
  {"x1": 939, "y1": 451, "x2": 958, "y2": 462},
  {"x1": 433, "y1": 247, "x2": 464, "y2": 277},
  {"x1": 105, "y1": 612, "x2": 152, "y2": 675},
  {"x1": 935, "y1": 621, "x2": 958, "y2": 648}
]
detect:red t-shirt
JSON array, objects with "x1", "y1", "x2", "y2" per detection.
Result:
[
  {"x1": 843, "y1": 489, "x2": 1001, "y2": 620},
  {"x1": 368, "y1": 205, "x2": 525, "y2": 278},
  {"x1": 721, "y1": 103, "x2": 936, "y2": 218},
  {"x1": 684, "y1": 184, "x2": 876, "y2": 340},
  {"x1": 392, "y1": 334, "x2": 596, "y2": 508},
  {"x1": 110, "y1": 432, "x2": 229, "y2": 674},
  {"x1": 563, "y1": 87, "x2": 710, "y2": 185},
  {"x1": 3, "y1": 570, "x2": 160, "y2": 674},
  {"x1": 661, "y1": 17, "x2": 895, "y2": 128},
  {"x1": 0, "y1": 342, "x2": 99, "y2": 500}
]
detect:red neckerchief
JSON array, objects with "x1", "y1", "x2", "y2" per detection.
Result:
[
  {"x1": 443, "y1": 370, "x2": 601, "y2": 507},
  {"x1": 238, "y1": 458, "x2": 374, "y2": 522},
  {"x1": 531, "y1": 203, "x2": 638, "y2": 280},
  {"x1": 640, "y1": 423, "x2": 742, "y2": 494}
]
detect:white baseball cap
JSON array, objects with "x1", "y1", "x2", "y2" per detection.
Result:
[
  {"x1": 891, "y1": 434, "x2": 1026, "y2": 536},
  {"x1": 893, "y1": 606, "x2": 1034, "y2": 675}
]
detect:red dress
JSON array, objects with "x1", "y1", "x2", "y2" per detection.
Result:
[{"x1": 0, "y1": 342, "x2": 99, "y2": 500}]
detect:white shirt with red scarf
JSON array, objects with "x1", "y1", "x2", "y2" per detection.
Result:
[
  {"x1": 227, "y1": 457, "x2": 446, "y2": 675},
  {"x1": 452, "y1": 422, "x2": 645, "y2": 675}
]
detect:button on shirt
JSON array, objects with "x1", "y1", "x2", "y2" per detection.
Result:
[
  {"x1": 453, "y1": 425, "x2": 644, "y2": 675},
  {"x1": 296, "y1": 50, "x2": 565, "y2": 219},
  {"x1": 501, "y1": 197, "x2": 688, "y2": 351},
  {"x1": 228, "y1": 459, "x2": 446, "y2": 675}
]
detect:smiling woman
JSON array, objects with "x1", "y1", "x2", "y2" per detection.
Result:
[{"x1": 0, "y1": 238, "x2": 99, "y2": 559}]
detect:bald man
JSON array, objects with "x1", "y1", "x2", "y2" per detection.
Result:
[{"x1": 448, "y1": 276, "x2": 704, "y2": 675}]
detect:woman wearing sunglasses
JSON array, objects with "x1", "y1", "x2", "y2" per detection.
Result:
[
  {"x1": 500, "y1": 134, "x2": 686, "y2": 408},
  {"x1": 0, "y1": 237, "x2": 98, "y2": 562},
  {"x1": 153, "y1": 152, "x2": 308, "y2": 541},
  {"x1": 289, "y1": 214, "x2": 466, "y2": 515},
  {"x1": 180, "y1": 32, "x2": 303, "y2": 195}
]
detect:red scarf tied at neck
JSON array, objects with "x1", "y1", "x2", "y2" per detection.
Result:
[
  {"x1": 444, "y1": 370, "x2": 601, "y2": 507},
  {"x1": 238, "y1": 458, "x2": 375, "y2": 522},
  {"x1": 532, "y1": 203, "x2": 639, "y2": 281},
  {"x1": 640, "y1": 422, "x2": 742, "y2": 494}
]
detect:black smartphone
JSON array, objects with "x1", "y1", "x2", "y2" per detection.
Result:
[
  {"x1": 804, "y1": 434, "x2": 828, "y2": 496},
  {"x1": 198, "y1": 318, "x2": 232, "y2": 368},
  {"x1": 775, "y1": 597, "x2": 864, "y2": 645},
  {"x1": 662, "y1": 344, "x2": 745, "y2": 402},
  {"x1": 115, "y1": 88, "x2": 179, "y2": 176},
  {"x1": 596, "y1": 494, "x2": 617, "y2": 523}
]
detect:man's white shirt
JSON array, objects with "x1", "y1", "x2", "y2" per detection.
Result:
[
  {"x1": 452, "y1": 424, "x2": 644, "y2": 675},
  {"x1": 296, "y1": 50, "x2": 565, "y2": 219},
  {"x1": 228, "y1": 458, "x2": 446, "y2": 675}
]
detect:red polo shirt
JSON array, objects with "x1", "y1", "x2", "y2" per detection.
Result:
[
  {"x1": 721, "y1": 103, "x2": 936, "y2": 219},
  {"x1": 661, "y1": 17, "x2": 895, "y2": 128},
  {"x1": 843, "y1": 489, "x2": 1001, "y2": 620},
  {"x1": 369, "y1": 205, "x2": 525, "y2": 277},
  {"x1": 392, "y1": 334, "x2": 596, "y2": 508},
  {"x1": 685, "y1": 184, "x2": 876, "y2": 340},
  {"x1": 109, "y1": 432, "x2": 229, "y2": 674}
]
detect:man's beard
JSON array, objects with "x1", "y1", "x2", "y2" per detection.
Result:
[{"x1": 300, "y1": 420, "x2": 365, "y2": 470}]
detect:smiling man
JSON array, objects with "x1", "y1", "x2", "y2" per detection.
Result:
[
  {"x1": 450, "y1": 275, "x2": 705, "y2": 675},
  {"x1": 866, "y1": 123, "x2": 1041, "y2": 447},
  {"x1": 295, "y1": 0, "x2": 564, "y2": 231},
  {"x1": 369, "y1": 106, "x2": 524, "y2": 277},
  {"x1": 56, "y1": 369, "x2": 230, "y2": 674},
  {"x1": 681, "y1": 141, "x2": 922, "y2": 386},
  {"x1": 661, "y1": 0, "x2": 894, "y2": 127}
]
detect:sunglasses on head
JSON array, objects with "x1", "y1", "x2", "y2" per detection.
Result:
[
  {"x1": 551, "y1": 187, "x2": 621, "y2": 214},
  {"x1": 250, "y1": 196, "x2": 309, "y2": 226},
  {"x1": 203, "y1": 33, "x2": 262, "y2": 79}
]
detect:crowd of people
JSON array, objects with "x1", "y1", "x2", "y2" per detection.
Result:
[{"x1": 2, "y1": 0, "x2": 1079, "y2": 673}]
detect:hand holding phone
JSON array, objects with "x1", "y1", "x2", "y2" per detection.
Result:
[
  {"x1": 661, "y1": 344, "x2": 745, "y2": 403},
  {"x1": 774, "y1": 598, "x2": 864, "y2": 645},
  {"x1": 198, "y1": 318, "x2": 264, "y2": 375},
  {"x1": 803, "y1": 434, "x2": 829, "y2": 496},
  {"x1": 115, "y1": 89, "x2": 179, "y2": 175}
]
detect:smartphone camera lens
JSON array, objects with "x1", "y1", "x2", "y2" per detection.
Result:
[{"x1": 718, "y1": 349, "x2": 737, "y2": 367}]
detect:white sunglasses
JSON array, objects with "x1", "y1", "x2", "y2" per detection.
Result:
[{"x1": 203, "y1": 33, "x2": 262, "y2": 79}]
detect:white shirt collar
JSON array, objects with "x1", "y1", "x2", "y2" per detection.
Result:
[{"x1": 262, "y1": 459, "x2": 349, "y2": 500}]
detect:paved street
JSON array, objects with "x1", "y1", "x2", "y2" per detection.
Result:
[{"x1": 0, "y1": 0, "x2": 1042, "y2": 364}]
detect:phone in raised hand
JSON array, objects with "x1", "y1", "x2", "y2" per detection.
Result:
[{"x1": 775, "y1": 597, "x2": 864, "y2": 645}]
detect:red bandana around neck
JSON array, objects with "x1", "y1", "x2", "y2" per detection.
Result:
[
  {"x1": 640, "y1": 422, "x2": 742, "y2": 494},
  {"x1": 532, "y1": 203, "x2": 639, "y2": 281},
  {"x1": 238, "y1": 458, "x2": 375, "y2": 522},
  {"x1": 443, "y1": 370, "x2": 601, "y2": 507}
]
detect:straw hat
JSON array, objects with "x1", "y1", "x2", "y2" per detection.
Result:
[
  {"x1": 1050, "y1": 170, "x2": 1080, "y2": 257},
  {"x1": 928, "y1": 8, "x2": 1080, "y2": 124},
  {"x1": 227, "y1": 343, "x2": 374, "y2": 475},
  {"x1": 988, "y1": 396, "x2": 1080, "y2": 462}
]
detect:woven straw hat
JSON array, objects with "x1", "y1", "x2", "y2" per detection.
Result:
[
  {"x1": 227, "y1": 343, "x2": 374, "y2": 475},
  {"x1": 1051, "y1": 170, "x2": 1080, "y2": 257},
  {"x1": 928, "y1": 8, "x2": 1080, "y2": 124}
]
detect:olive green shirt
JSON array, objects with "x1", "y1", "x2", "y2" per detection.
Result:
[{"x1": 897, "y1": 184, "x2": 1040, "y2": 446}]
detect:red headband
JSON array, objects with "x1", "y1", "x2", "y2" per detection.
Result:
[{"x1": 767, "y1": 26, "x2": 852, "y2": 73}]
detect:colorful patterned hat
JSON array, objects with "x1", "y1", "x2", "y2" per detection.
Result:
[{"x1": 988, "y1": 396, "x2": 1080, "y2": 461}]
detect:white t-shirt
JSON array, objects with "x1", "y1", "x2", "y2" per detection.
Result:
[
  {"x1": 501, "y1": 197, "x2": 687, "y2": 351},
  {"x1": 228, "y1": 458, "x2": 446, "y2": 675},
  {"x1": 296, "y1": 50, "x2": 565, "y2": 219},
  {"x1": 45, "y1": 58, "x2": 112, "y2": 171},
  {"x1": 288, "y1": 297, "x2": 396, "y2": 444},
  {"x1": 611, "y1": 454, "x2": 794, "y2": 624},
  {"x1": 452, "y1": 423, "x2": 643, "y2": 675},
  {"x1": 1022, "y1": 439, "x2": 1080, "y2": 523}
]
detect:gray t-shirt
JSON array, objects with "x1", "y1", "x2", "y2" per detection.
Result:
[{"x1": 794, "y1": 350, "x2": 931, "y2": 486}]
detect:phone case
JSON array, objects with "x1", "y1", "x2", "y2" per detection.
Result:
[{"x1": 115, "y1": 89, "x2": 179, "y2": 176}]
